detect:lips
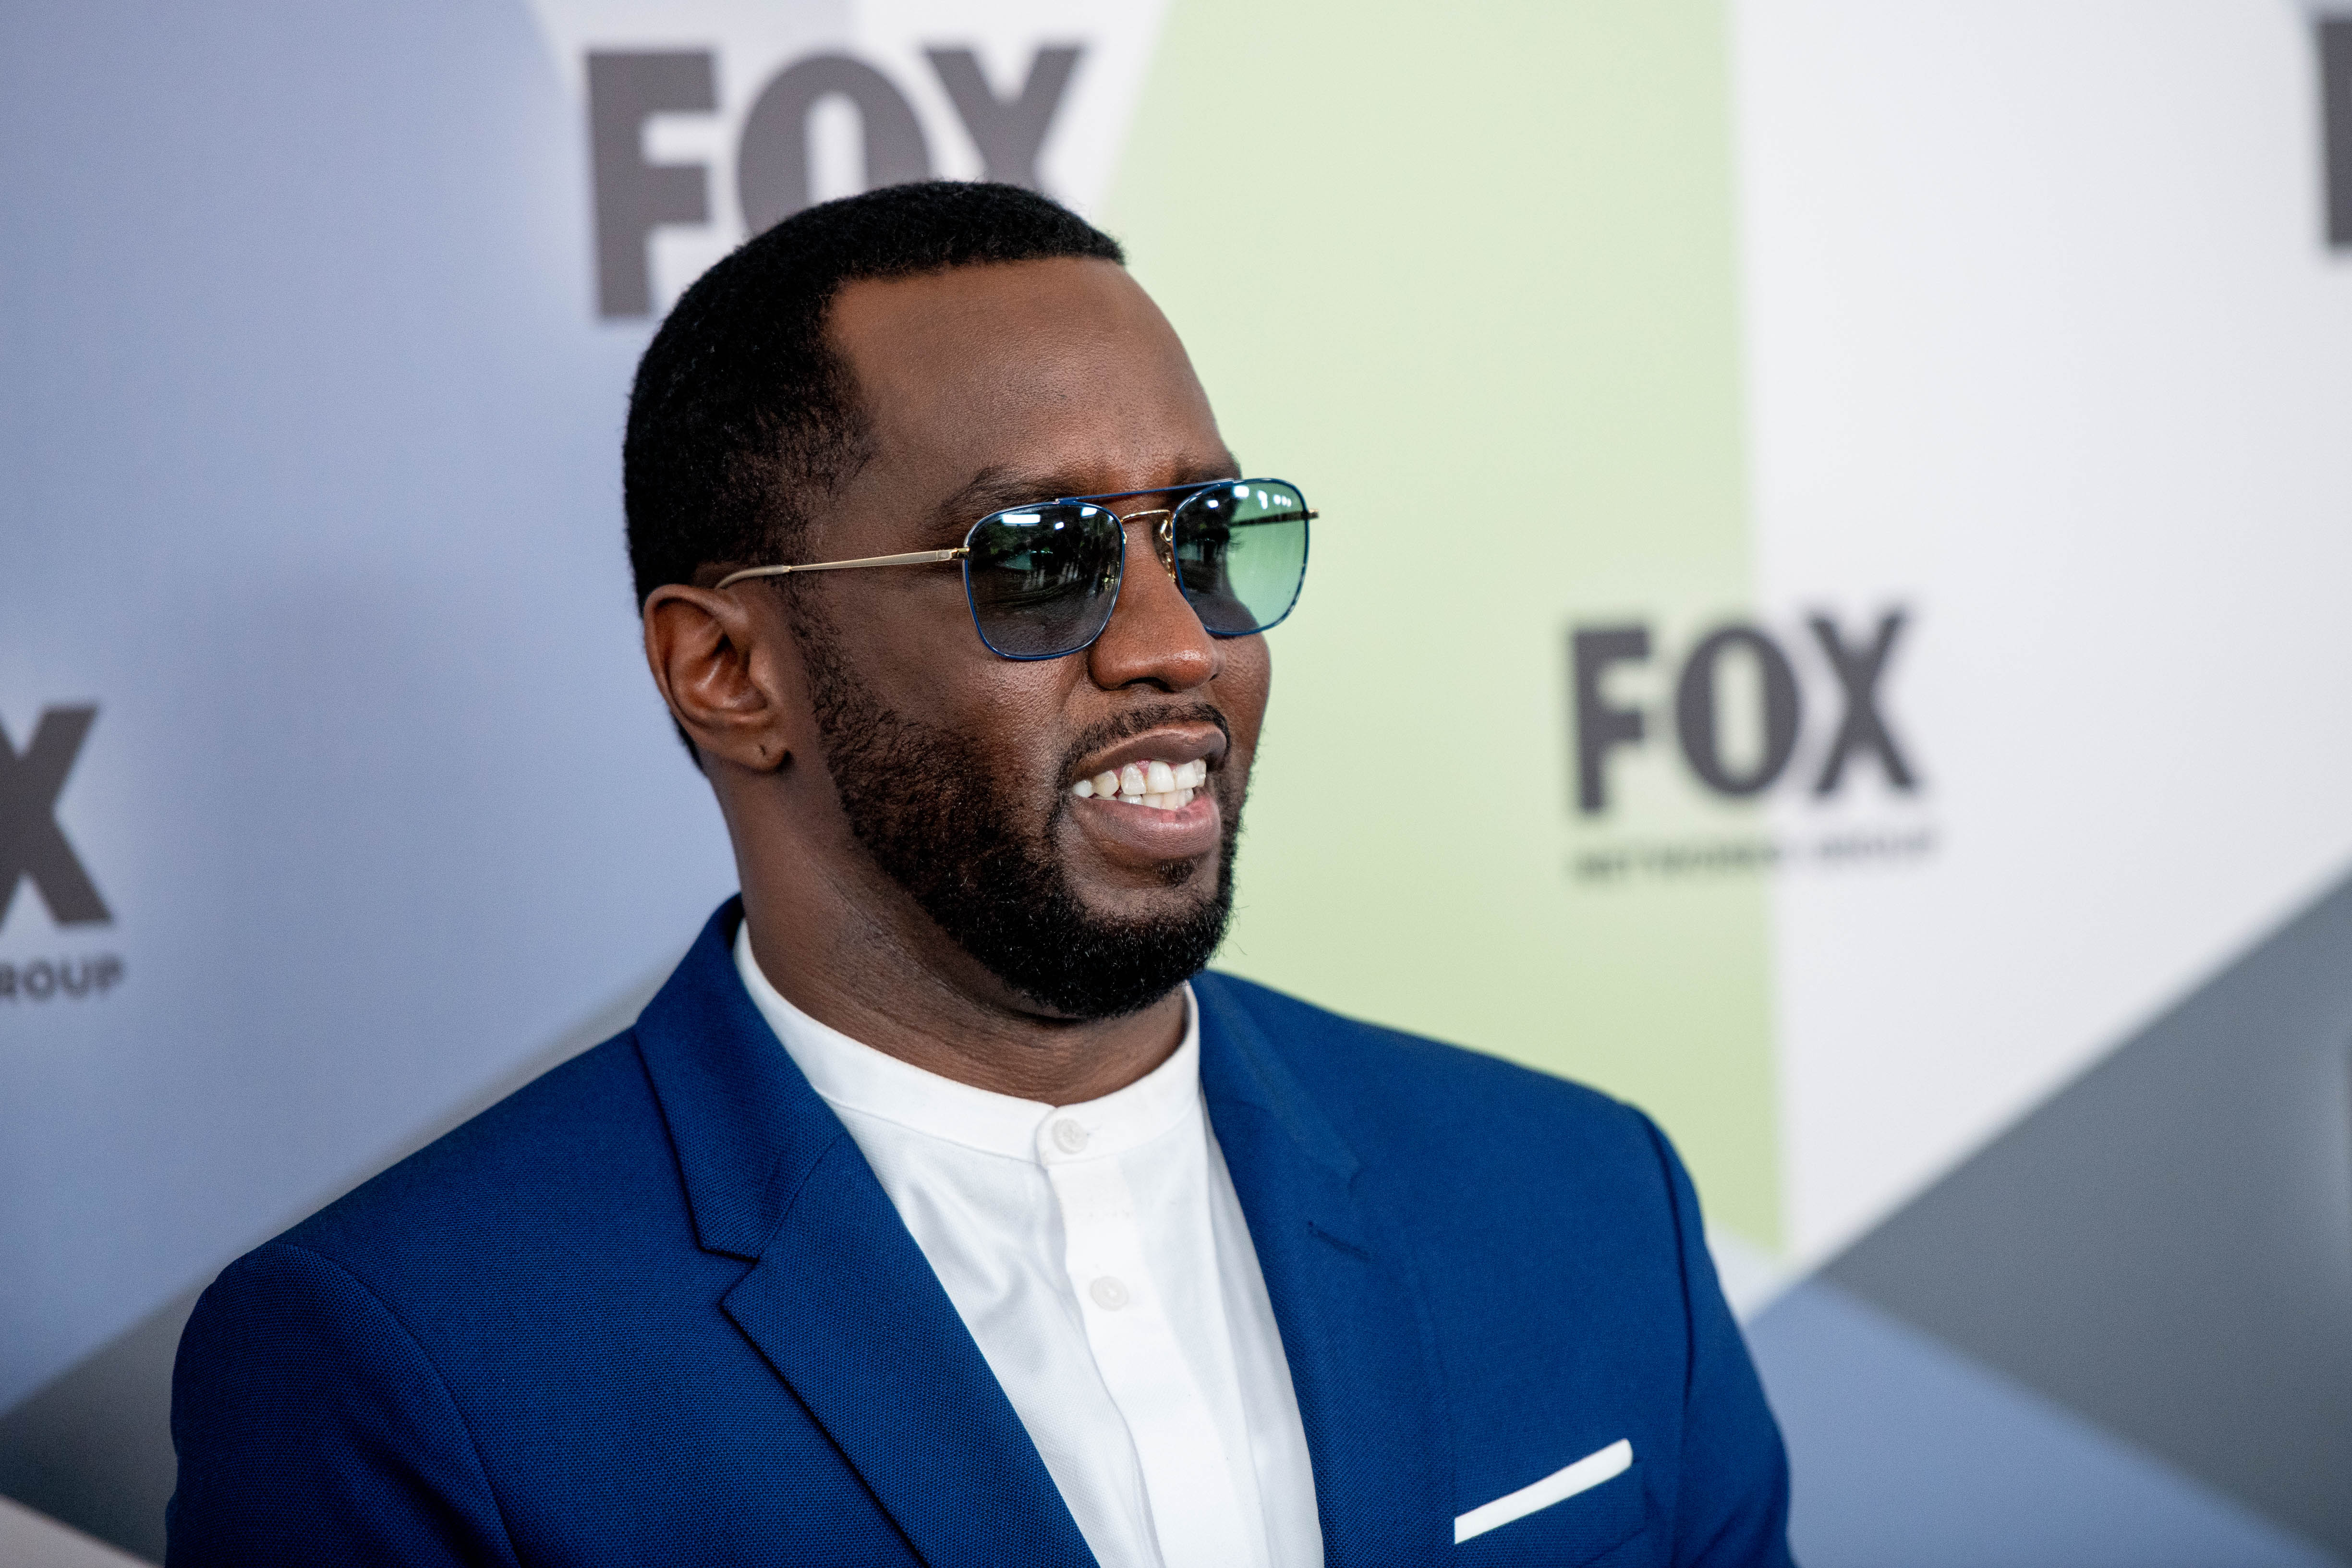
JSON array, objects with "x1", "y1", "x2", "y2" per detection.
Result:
[
  {"x1": 1063, "y1": 729, "x2": 1226, "y2": 862},
  {"x1": 1068, "y1": 727, "x2": 1224, "y2": 804}
]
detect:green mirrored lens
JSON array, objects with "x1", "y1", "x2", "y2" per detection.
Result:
[
  {"x1": 963, "y1": 503, "x2": 1124, "y2": 658},
  {"x1": 1173, "y1": 481, "x2": 1309, "y2": 636}
]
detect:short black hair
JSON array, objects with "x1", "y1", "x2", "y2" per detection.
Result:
[{"x1": 623, "y1": 181, "x2": 1125, "y2": 610}]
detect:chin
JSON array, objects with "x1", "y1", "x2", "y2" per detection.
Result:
[{"x1": 1083, "y1": 856, "x2": 1216, "y2": 909}]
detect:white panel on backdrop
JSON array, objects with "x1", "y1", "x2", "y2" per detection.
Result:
[{"x1": 1733, "y1": 0, "x2": 2352, "y2": 1264}]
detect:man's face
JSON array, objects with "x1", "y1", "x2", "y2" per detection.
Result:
[{"x1": 778, "y1": 257, "x2": 1270, "y2": 1019}]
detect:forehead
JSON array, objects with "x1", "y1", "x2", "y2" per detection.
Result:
[{"x1": 825, "y1": 257, "x2": 1224, "y2": 495}]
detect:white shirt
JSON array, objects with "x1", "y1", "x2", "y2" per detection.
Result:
[{"x1": 734, "y1": 925, "x2": 1323, "y2": 1568}]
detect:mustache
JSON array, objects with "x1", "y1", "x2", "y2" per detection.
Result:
[{"x1": 1055, "y1": 703, "x2": 1232, "y2": 786}]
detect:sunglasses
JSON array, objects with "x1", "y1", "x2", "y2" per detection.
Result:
[{"x1": 715, "y1": 478, "x2": 1314, "y2": 660}]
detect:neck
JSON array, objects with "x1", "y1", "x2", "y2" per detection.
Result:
[{"x1": 730, "y1": 815, "x2": 1187, "y2": 1107}]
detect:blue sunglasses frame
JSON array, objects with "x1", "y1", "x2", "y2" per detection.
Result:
[{"x1": 714, "y1": 476, "x2": 1315, "y2": 661}]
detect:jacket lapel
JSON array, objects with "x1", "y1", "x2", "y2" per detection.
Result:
[
  {"x1": 633, "y1": 902, "x2": 1095, "y2": 1568},
  {"x1": 1197, "y1": 974, "x2": 1455, "y2": 1568}
]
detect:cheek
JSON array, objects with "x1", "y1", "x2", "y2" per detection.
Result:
[
  {"x1": 837, "y1": 582, "x2": 1056, "y2": 725},
  {"x1": 975, "y1": 680, "x2": 1076, "y2": 774},
  {"x1": 876, "y1": 640, "x2": 1077, "y2": 781},
  {"x1": 833, "y1": 575, "x2": 977, "y2": 672},
  {"x1": 1212, "y1": 639, "x2": 1274, "y2": 752}
]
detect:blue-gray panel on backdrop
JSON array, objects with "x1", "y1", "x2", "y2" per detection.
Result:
[
  {"x1": 1823, "y1": 864, "x2": 2352, "y2": 1555},
  {"x1": 0, "y1": 0, "x2": 737, "y2": 1411},
  {"x1": 1748, "y1": 1278, "x2": 2339, "y2": 1568}
]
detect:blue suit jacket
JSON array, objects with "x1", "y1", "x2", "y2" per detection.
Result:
[{"x1": 170, "y1": 901, "x2": 1792, "y2": 1566}]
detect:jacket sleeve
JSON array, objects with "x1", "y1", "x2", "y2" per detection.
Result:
[
  {"x1": 168, "y1": 1241, "x2": 521, "y2": 1568},
  {"x1": 1637, "y1": 1115, "x2": 1797, "y2": 1568}
]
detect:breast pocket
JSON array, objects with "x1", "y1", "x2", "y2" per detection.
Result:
[{"x1": 1453, "y1": 1440, "x2": 1654, "y2": 1566}]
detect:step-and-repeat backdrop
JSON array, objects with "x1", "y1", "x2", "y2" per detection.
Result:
[{"x1": 6, "y1": 2, "x2": 2351, "y2": 1562}]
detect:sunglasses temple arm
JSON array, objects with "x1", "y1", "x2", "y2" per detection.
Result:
[{"x1": 714, "y1": 548, "x2": 966, "y2": 590}]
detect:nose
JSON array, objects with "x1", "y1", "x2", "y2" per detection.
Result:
[{"x1": 1085, "y1": 516, "x2": 1218, "y2": 693}]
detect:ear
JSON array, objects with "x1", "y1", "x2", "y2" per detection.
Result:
[{"x1": 642, "y1": 583, "x2": 805, "y2": 773}]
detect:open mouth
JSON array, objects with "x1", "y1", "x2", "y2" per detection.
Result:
[{"x1": 1069, "y1": 758, "x2": 1210, "y2": 812}]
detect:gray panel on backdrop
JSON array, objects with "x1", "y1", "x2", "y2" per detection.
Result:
[
  {"x1": 0, "y1": 0, "x2": 734, "y2": 1424},
  {"x1": 0, "y1": 964, "x2": 670, "y2": 1562},
  {"x1": 1826, "y1": 865, "x2": 2352, "y2": 1554}
]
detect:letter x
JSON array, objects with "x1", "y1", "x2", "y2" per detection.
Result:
[
  {"x1": 1809, "y1": 612, "x2": 1918, "y2": 795},
  {"x1": 0, "y1": 705, "x2": 110, "y2": 927}
]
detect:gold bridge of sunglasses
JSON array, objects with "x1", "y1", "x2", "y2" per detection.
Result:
[{"x1": 712, "y1": 507, "x2": 1191, "y2": 591}]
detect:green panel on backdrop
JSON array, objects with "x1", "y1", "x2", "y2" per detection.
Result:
[{"x1": 1107, "y1": 0, "x2": 1780, "y2": 1247}]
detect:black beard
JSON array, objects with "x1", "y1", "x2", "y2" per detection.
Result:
[{"x1": 796, "y1": 620, "x2": 1240, "y2": 1021}]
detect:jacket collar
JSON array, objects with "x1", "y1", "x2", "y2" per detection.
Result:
[
  {"x1": 1195, "y1": 974, "x2": 1455, "y2": 1568},
  {"x1": 630, "y1": 899, "x2": 830, "y2": 1259},
  {"x1": 632, "y1": 900, "x2": 1095, "y2": 1568},
  {"x1": 633, "y1": 903, "x2": 1452, "y2": 1568}
]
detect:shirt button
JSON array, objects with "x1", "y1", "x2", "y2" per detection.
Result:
[
  {"x1": 1089, "y1": 1276, "x2": 1130, "y2": 1311},
  {"x1": 1051, "y1": 1119, "x2": 1089, "y2": 1155}
]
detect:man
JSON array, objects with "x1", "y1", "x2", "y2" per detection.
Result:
[{"x1": 170, "y1": 182, "x2": 1792, "y2": 1566}]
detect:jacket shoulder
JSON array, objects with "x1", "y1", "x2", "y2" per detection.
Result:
[
  {"x1": 1194, "y1": 967, "x2": 1692, "y2": 1288},
  {"x1": 271, "y1": 1029, "x2": 680, "y2": 1285},
  {"x1": 1195, "y1": 968, "x2": 1661, "y2": 1162}
]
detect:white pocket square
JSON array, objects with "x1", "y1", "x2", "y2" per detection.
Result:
[{"x1": 1453, "y1": 1438, "x2": 1635, "y2": 1544}]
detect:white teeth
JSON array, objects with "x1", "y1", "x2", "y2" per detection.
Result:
[{"x1": 1073, "y1": 760, "x2": 1210, "y2": 808}]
